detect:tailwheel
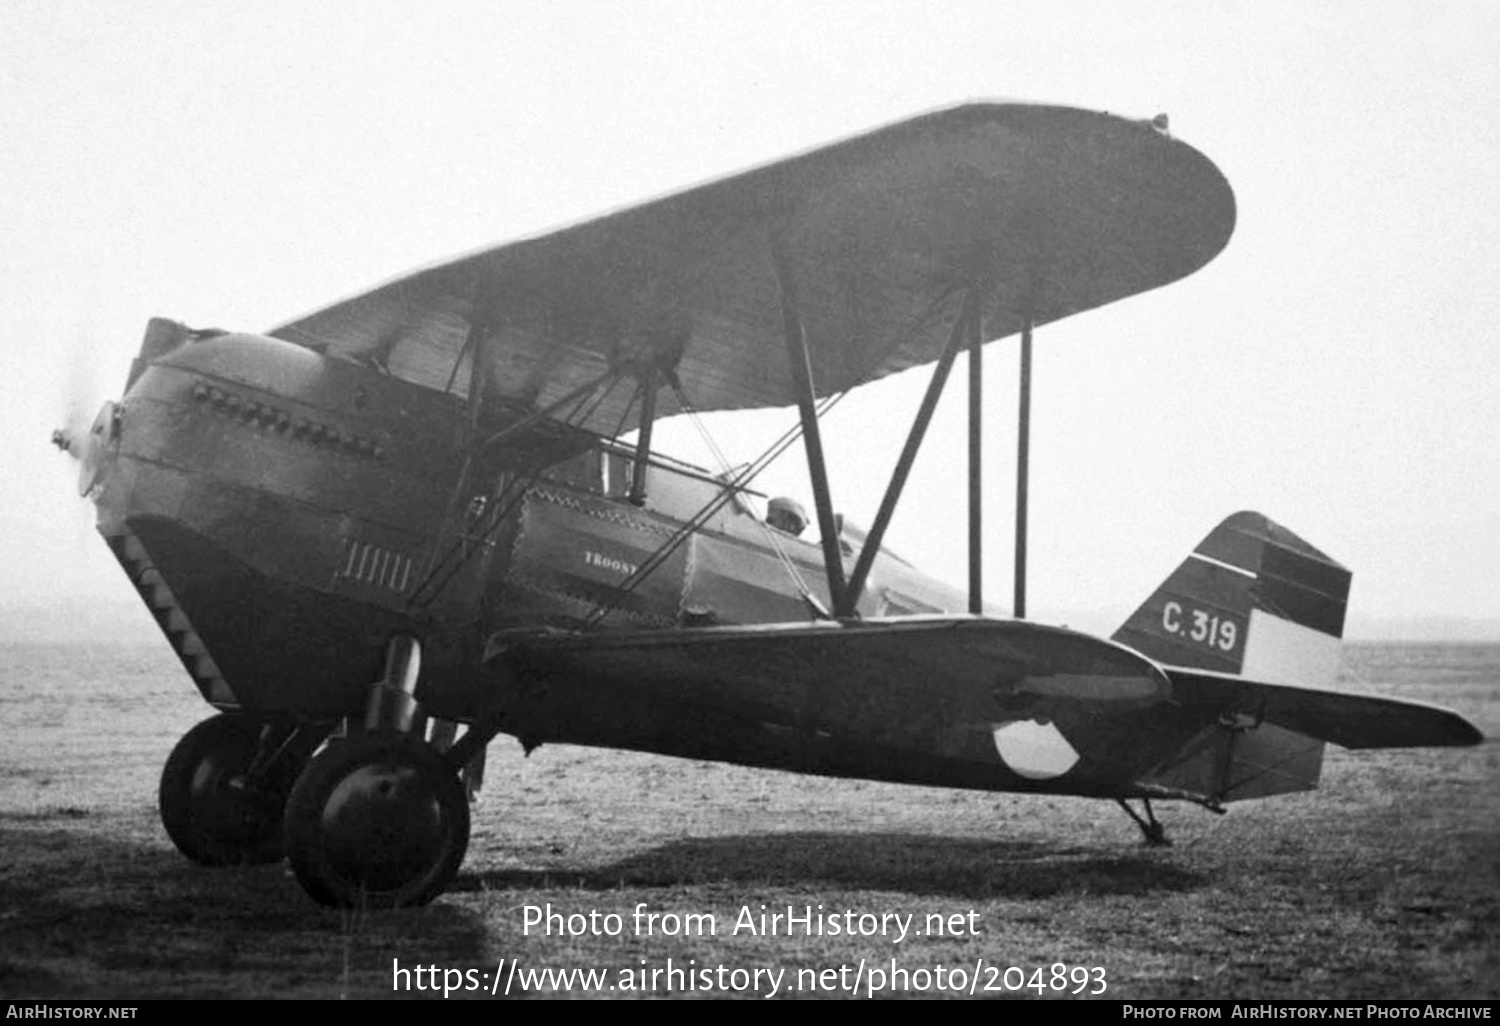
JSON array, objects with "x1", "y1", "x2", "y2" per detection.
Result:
[
  {"x1": 159, "y1": 713, "x2": 313, "y2": 866},
  {"x1": 283, "y1": 730, "x2": 469, "y2": 908}
]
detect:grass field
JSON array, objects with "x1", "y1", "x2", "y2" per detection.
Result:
[{"x1": 1, "y1": 639, "x2": 1495, "y2": 1000}]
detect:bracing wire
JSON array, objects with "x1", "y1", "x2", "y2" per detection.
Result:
[
  {"x1": 408, "y1": 374, "x2": 621, "y2": 609},
  {"x1": 669, "y1": 381, "x2": 823, "y2": 609},
  {"x1": 581, "y1": 391, "x2": 846, "y2": 629}
]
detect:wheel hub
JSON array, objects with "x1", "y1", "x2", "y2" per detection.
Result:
[
  {"x1": 319, "y1": 761, "x2": 447, "y2": 893},
  {"x1": 189, "y1": 758, "x2": 279, "y2": 841}
]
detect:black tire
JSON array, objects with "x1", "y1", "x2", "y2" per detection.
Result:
[
  {"x1": 283, "y1": 730, "x2": 470, "y2": 908},
  {"x1": 159, "y1": 714, "x2": 300, "y2": 866}
]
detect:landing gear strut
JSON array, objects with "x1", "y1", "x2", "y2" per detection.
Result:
[
  {"x1": 159, "y1": 713, "x2": 318, "y2": 865},
  {"x1": 1116, "y1": 797, "x2": 1172, "y2": 847}
]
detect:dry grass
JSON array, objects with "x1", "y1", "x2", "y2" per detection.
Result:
[{"x1": 1, "y1": 640, "x2": 1495, "y2": 999}]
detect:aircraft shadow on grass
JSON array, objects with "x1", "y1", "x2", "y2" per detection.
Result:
[
  {"x1": 458, "y1": 831, "x2": 1207, "y2": 900},
  {"x1": 1, "y1": 819, "x2": 1195, "y2": 997},
  {"x1": 0, "y1": 823, "x2": 490, "y2": 995}
]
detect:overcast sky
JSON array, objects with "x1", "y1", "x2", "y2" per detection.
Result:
[{"x1": 3, "y1": 2, "x2": 1498, "y2": 635}]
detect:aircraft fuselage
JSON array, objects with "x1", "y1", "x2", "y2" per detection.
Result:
[{"x1": 94, "y1": 329, "x2": 1005, "y2": 767}]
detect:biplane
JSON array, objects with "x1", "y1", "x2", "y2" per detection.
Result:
[{"x1": 53, "y1": 103, "x2": 1482, "y2": 908}]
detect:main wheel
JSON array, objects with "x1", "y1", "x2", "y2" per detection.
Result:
[
  {"x1": 283, "y1": 730, "x2": 470, "y2": 908},
  {"x1": 159, "y1": 714, "x2": 306, "y2": 866}
]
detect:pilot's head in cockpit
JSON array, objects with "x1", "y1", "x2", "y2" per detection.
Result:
[{"x1": 766, "y1": 497, "x2": 808, "y2": 537}]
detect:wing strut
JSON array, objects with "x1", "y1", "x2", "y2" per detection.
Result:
[
  {"x1": 476, "y1": 369, "x2": 616, "y2": 451},
  {"x1": 771, "y1": 237, "x2": 849, "y2": 614},
  {"x1": 627, "y1": 372, "x2": 658, "y2": 505},
  {"x1": 466, "y1": 320, "x2": 491, "y2": 432},
  {"x1": 1014, "y1": 319, "x2": 1033, "y2": 619},
  {"x1": 968, "y1": 293, "x2": 984, "y2": 614},
  {"x1": 843, "y1": 288, "x2": 978, "y2": 613}
]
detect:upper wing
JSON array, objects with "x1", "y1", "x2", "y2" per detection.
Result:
[
  {"x1": 1164, "y1": 666, "x2": 1483, "y2": 749},
  {"x1": 271, "y1": 103, "x2": 1235, "y2": 435}
]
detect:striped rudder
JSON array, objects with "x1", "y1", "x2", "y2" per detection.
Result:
[{"x1": 1112, "y1": 511, "x2": 1349, "y2": 687}]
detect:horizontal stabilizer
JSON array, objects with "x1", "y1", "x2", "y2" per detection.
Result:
[{"x1": 1164, "y1": 667, "x2": 1483, "y2": 749}]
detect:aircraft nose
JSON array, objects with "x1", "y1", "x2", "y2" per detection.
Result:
[{"x1": 70, "y1": 400, "x2": 121, "y2": 497}]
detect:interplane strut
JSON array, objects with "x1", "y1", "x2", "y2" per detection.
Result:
[
  {"x1": 843, "y1": 289, "x2": 979, "y2": 613},
  {"x1": 770, "y1": 235, "x2": 849, "y2": 614},
  {"x1": 1015, "y1": 319, "x2": 1033, "y2": 619},
  {"x1": 968, "y1": 291, "x2": 984, "y2": 614}
]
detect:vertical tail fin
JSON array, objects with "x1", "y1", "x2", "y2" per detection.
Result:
[
  {"x1": 1111, "y1": 511, "x2": 1350, "y2": 687},
  {"x1": 1116, "y1": 512, "x2": 1352, "y2": 803}
]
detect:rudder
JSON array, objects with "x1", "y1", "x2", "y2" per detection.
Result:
[{"x1": 1111, "y1": 511, "x2": 1350, "y2": 687}]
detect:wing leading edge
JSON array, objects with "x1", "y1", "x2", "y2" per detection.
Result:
[{"x1": 271, "y1": 103, "x2": 1235, "y2": 435}]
